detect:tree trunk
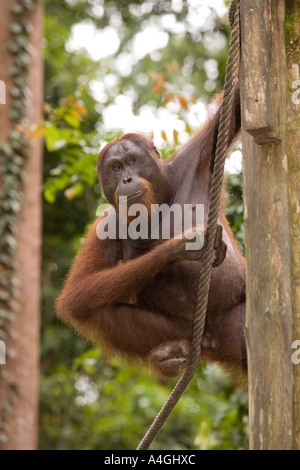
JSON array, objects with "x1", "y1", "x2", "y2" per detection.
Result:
[
  {"x1": 240, "y1": 0, "x2": 300, "y2": 449},
  {"x1": 0, "y1": 1, "x2": 43, "y2": 450}
]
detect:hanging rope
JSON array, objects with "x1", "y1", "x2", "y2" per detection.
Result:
[{"x1": 136, "y1": 0, "x2": 241, "y2": 451}]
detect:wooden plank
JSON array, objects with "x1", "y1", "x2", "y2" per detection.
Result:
[
  {"x1": 240, "y1": 0, "x2": 294, "y2": 449},
  {"x1": 285, "y1": 0, "x2": 300, "y2": 450},
  {"x1": 240, "y1": 0, "x2": 282, "y2": 144}
]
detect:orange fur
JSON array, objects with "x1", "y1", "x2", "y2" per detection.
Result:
[{"x1": 57, "y1": 81, "x2": 246, "y2": 379}]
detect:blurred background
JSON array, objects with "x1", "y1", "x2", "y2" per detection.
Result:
[{"x1": 39, "y1": 0, "x2": 246, "y2": 450}]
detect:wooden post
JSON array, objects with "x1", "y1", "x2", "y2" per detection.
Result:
[
  {"x1": 240, "y1": 0, "x2": 300, "y2": 449},
  {"x1": 285, "y1": 0, "x2": 300, "y2": 450}
]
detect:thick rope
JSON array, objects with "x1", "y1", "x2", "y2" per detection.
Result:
[
  {"x1": 229, "y1": 0, "x2": 239, "y2": 27},
  {"x1": 136, "y1": 1, "x2": 240, "y2": 451}
]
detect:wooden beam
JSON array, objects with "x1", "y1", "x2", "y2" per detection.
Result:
[
  {"x1": 285, "y1": 0, "x2": 300, "y2": 450},
  {"x1": 240, "y1": 0, "x2": 282, "y2": 144},
  {"x1": 240, "y1": 0, "x2": 300, "y2": 449}
]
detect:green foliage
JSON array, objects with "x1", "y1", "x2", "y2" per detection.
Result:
[
  {"x1": 40, "y1": 350, "x2": 248, "y2": 450},
  {"x1": 40, "y1": 0, "x2": 247, "y2": 451},
  {"x1": 43, "y1": 132, "x2": 99, "y2": 204}
]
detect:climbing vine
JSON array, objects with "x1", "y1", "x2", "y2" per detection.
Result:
[{"x1": 0, "y1": 0, "x2": 38, "y2": 443}]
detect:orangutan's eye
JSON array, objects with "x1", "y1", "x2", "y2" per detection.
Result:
[
  {"x1": 112, "y1": 162, "x2": 121, "y2": 171},
  {"x1": 128, "y1": 156, "x2": 136, "y2": 166}
]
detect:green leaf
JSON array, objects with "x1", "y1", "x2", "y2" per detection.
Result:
[{"x1": 63, "y1": 113, "x2": 80, "y2": 129}]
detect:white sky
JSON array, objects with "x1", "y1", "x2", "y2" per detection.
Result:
[{"x1": 66, "y1": 0, "x2": 242, "y2": 173}]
